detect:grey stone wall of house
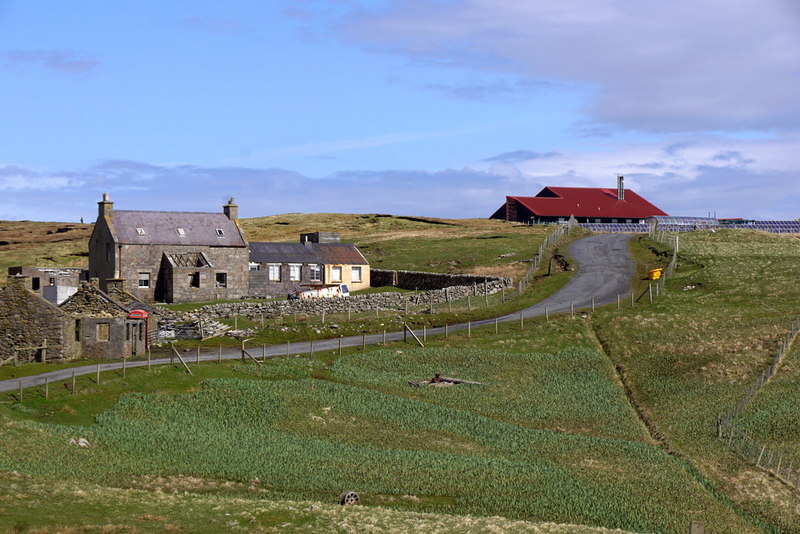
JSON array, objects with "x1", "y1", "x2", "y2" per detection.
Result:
[
  {"x1": 371, "y1": 269, "x2": 511, "y2": 291},
  {"x1": 249, "y1": 263, "x2": 320, "y2": 298},
  {"x1": 0, "y1": 277, "x2": 70, "y2": 361},
  {"x1": 118, "y1": 245, "x2": 249, "y2": 303},
  {"x1": 88, "y1": 216, "x2": 116, "y2": 290},
  {"x1": 183, "y1": 276, "x2": 511, "y2": 322}
]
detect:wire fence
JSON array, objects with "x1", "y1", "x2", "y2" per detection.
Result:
[
  {"x1": 518, "y1": 217, "x2": 577, "y2": 293},
  {"x1": 716, "y1": 319, "x2": 800, "y2": 489}
]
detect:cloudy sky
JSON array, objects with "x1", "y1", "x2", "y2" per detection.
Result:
[{"x1": 1, "y1": 0, "x2": 798, "y2": 222}]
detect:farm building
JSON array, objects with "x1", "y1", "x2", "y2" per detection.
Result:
[
  {"x1": 249, "y1": 233, "x2": 370, "y2": 297},
  {"x1": 490, "y1": 176, "x2": 667, "y2": 224},
  {"x1": 0, "y1": 277, "x2": 149, "y2": 362},
  {"x1": 88, "y1": 194, "x2": 250, "y2": 303}
]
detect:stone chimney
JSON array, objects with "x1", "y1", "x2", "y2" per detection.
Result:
[
  {"x1": 223, "y1": 198, "x2": 238, "y2": 220},
  {"x1": 616, "y1": 175, "x2": 625, "y2": 201},
  {"x1": 98, "y1": 192, "x2": 113, "y2": 218}
]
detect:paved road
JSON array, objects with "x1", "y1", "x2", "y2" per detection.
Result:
[{"x1": 0, "y1": 233, "x2": 634, "y2": 393}]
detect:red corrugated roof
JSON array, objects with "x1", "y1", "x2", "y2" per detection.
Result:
[{"x1": 510, "y1": 187, "x2": 667, "y2": 218}]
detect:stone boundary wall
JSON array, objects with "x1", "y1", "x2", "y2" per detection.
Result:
[
  {"x1": 183, "y1": 276, "x2": 511, "y2": 321},
  {"x1": 371, "y1": 269, "x2": 507, "y2": 291}
]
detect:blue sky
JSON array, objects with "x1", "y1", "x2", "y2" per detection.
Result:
[{"x1": 1, "y1": 0, "x2": 798, "y2": 221}]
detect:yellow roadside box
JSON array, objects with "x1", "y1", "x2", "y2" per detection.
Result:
[{"x1": 647, "y1": 268, "x2": 664, "y2": 280}]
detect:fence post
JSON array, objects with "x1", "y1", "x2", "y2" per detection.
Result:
[
  {"x1": 44, "y1": 376, "x2": 49, "y2": 399},
  {"x1": 495, "y1": 317, "x2": 498, "y2": 334},
  {"x1": 72, "y1": 371, "x2": 76, "y2": 395},
  {"x1": 617, "y1": 294, "x2": 620, "y2": 310},
  {"x1": 756, "y1": 445, "x2": 766, "y2": 467},
  {"x1": 631, "y1": 291, "x2": 635, "y2": 308},
  {"x1": 383, "y1": 330, "x2": 387, "y2": 346},
  {"x1": 520, "y1": 313, "x2": 524, "y2": 330},
  {"x1": 122, "y1": 356, "x2": 126, "y2": 378},
  {"x1": 286, "y1": 341, "x2": 291, "y2": 356},
  {"x1": 96, "y1": 362, "x2": 101, "y2": 384},
  {"x1": 362, "y1": 334, "x2": 366, "y2": 351},
  {"x1": 218, "y1": 345, "x2": 221, "y2": 363},
  {"x1": 196, "y1": 346, "x2": 200, "y2": 364},
  {"x1": 18, "y1": 380, "x2": 23, "y2": 402},
  {"x1": 468, "y1": 321, "x2": 471, "y2": 337},
  {"x1": 338, "y1": 336, "x2": 343, "y2": 355},
  {"x1": 591, "y1": 297, "x2": 595, "y2": 312},
  {"x1": 570, "y1": 301, "x2": 574, "y2": 317},
  {"x1": 648, "y1": 283, "x2": 653, "y2": 304},
  {"x1": 423, "y1": 326, "x2": 427, "y2": 342},
  {"x1": 445, "y1": 324, "x2": 448, "y2": 339},
  {"x1": 148, "y1": 348, "x2": 152, "y2": 370}
]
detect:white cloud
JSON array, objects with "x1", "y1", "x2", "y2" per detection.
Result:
[{"x1": 340, "y1": 0, "x2": 800, "y2": 133}]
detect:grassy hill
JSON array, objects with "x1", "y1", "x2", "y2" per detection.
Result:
[{"x1": 2, "y1": 219, "x2": 800, "y2": 532}]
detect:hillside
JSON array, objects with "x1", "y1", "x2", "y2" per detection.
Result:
[{"x1": 2, "y1": 222, "x2": 800, "y2": 532}]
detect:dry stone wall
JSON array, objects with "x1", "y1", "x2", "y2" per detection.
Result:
[
  {"x1": 182, "y1": 275, "x2": 511, "y2": 322},
  {"x1": 0, "y1": 277, "x2": 69, "y2": 361}
]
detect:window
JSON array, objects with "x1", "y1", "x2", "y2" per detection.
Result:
[
  {"x1": 96, "y1": 323, "x2": 110, "y2": 341},
  {"x1": 138, "y1": 272, "x2": 150, "y2": 288},
  {"x1": 310, "y1": 264, "x2": 321, "y2": 281},
  {"x1": 215, "y1": 272, "x2": 227, "y2": 288},
  {"x1": 268, "y1": 264, "x2": 281, "y2": 281},
  {"x1": 351, "y1": 266, "x2": 362, "y2": 283},
  {"x1": 177, "y1": 228, "x2": 186, "y2": 237},
  {"x1": 49, "y1": 277, "x2": 55, "y2": 286},
  {"x1": 331, "y1": 266, "x2": 343, "y2": 282},
  {"x1": 189, "y1": 272, "x2": 200, "y2": 288},
  {"x1": 215, "y1": 228, "x2": 225, "y2": 237},
  {"x1": 249, "y1": 262, "x2": 260, "y2": 271},
  {"x1": 289, "y1": 264, "x2": 301, "y2": 281},
  {"x1": 32, "y1": 277, "x2": 40, "y2": 291},
  {"x1": 136, "y1": 227, "x2": 146, "y2": 236}
]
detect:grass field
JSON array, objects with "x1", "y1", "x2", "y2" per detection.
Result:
[{"x1": 3, "y1": 219, "x2": 800, "y2": 532}]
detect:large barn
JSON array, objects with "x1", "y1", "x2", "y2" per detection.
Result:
[{"x1": 490, "y1": 177, "x2": 667, "y2": 224}]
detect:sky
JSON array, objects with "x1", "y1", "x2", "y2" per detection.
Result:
[{"x1": 1, "y1": 0, "x2": 799, "y2": 222}]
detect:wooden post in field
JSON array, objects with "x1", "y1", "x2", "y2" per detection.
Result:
[
  {"x1": 348, "y1": 305, "x2": 351, "y2": 321},
  {"x1": 42, "y1": 338, "x2": 47, "y2": 363},
  {"x1": 72, "y1": 371, "x2": 76, "y2": 395},
  {"x1": 617, "y1": 294, "x2": 620, "y2": 310},
  {"x1": 196, "y1": 346, "x2": 200, "y2": 364},
  {"x1": 148, "y1": 348, "x2": 152, "y2": 370},
  {"x1": 423, "y1": 326, "x2": 427, "y2": 342},
  {"x1": 322, "y1": 308, "x2": 326, "y2": 324},
  {"x1": 217, "y1": 345, "x2": 221, "y2": 363},
  {"x1": 44, "y1": 376, "x2": 49, "y2": 399},
  {"x1": 262, "y1": 344, "x2": 266, "y2": 362},
  {"x1": 241, "y1": 340, "x2": 245, "y2": 362},
  {"x1": 338, "y1": 336, "x2": 342, "y2": 355},
  {"x1": 376, "y1": 306, "x2": 380, "y2": 319},
  {"x1": 467, "y1": 295, "x2": 471, "y2": 310},
  {"x1": 545, "y1": 305, "x2": 549, "y2": 322},
  {"x1": 122, "y1": 356, "x2": 126, "y2": 378},
  {"x1": 631, "y1": 291, "x2": 635, "y2": 308},
  {"x1": 445, "y1": 324, "x2": 449, "y2": 339},
  {"x1": 570, "y1": 301, "x2": 574, "y2": 317},
  {"x1": 18, "y1": 380, "x2": 22, "y2": 402},
  {"x1": 310, "y1": 340, "x2": 315, "y2": 357},
  {"x1": 756, "y1": 445, "x2": 766, "y2": 467},
  {"x1": 362, "y1": 334, "x2": 366, "y2": 351},
  {"x1": 468, "y1": 321, "x2": 471, "y2": 337},
  {"x1": 484, "y1": 279, "x2": 489, "y2": 306},
  {"x1": 383, "y1": 330, "x2": 386, "y2": 346},
  {"x1": 96, "y1": 362, "x2": 101, "y2": 384},
  {"x1": 286, "y1": 341, "x2": 291, "y2": 356},
  {"x1": 591, "y1": 297, "x2": 595, "y2": 312},
  {"x1": 648, "y1": 283, "x2": 653, "y2": 304},
  {"x1": 501, "y1": 287, "x2": 505, "y2": 303},
  {"x1": 520, "y1": 313, "x2": 524, "y2": 330},
  {"x1": 495, "y1": 317, "x2": 498, "y2": 334},
  {"x1": 655, "y1": 283, "x2": 660, "y2": 298}
]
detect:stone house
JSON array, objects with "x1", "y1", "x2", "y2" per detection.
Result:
[
  {"x1": 249, "y1": 233, "x2": 370, "y2": 297},
  {"x1": 6, "y1": 266, "x2": 86, "y2": 304},
  {"x1": 0, "y1": 277, "x2": 147, "y2": 362},
  {"x1": 88, "y1": 194, "x2": 249, "y2": 303}
]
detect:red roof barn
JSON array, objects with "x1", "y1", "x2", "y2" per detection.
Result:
[{"x1": 490, "y1": 177, "x2": 667, "y2": 224}]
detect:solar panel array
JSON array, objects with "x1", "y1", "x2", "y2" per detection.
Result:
[{"x1": 581, "y1": 220, "x2": 800, "y2": 234}]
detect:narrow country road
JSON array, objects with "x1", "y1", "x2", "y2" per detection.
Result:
[{"x1": 0, "y1": 233, "x2": 634, "y2": 393}]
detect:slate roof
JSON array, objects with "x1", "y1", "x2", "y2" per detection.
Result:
[
  {"x1": 250, "y1": 242, "x2": 368, "y2": 265},
  {"x1": 109, "y1": 211, "x2": 246, "y2": 247},
  {"x1": 504, "y1": 187, "x2": 667, "y2": 219}
]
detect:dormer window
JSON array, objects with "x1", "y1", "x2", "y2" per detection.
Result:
[
  {"x1": 136, "y1": 227, "x2": 146, "y2": 236},
  {"x1": 215, "y1": 228, "x2": 225, "y2": 237},
  {"x1": 177, "y1": 228, "x2": 186, "y2": 237}
]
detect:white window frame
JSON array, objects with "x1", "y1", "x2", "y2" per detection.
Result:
[
  {"x1": 177, "y1": 228, "x2": 186, "y2": 237},
  {"x1": 268, "y1": 264, "x2": 281, "y2": 282},
  {"x1": 215, "y1": 228, "x2": 225, "y2": 237},
  {"x1": 138, "y1": 272, "x2": 150, "y2": 288},
  {"x1": 249, "y1": 262, "x2": 260, "y2": 271},
  {"x1": 309, "y1": 264, "x2": 321, "y2": 282},
  {"x1": 351, "y1": 266, "x2": 362, "y2": 282},
  {"x1": 289, "y1": 263, "x2": 301, "y2": 281},
  {"x1": 136, "y1": 227, "x2": 146, "y2": 236},
  {"x1": 331, "y1": 265, "x2": 343, "y2": 283}
]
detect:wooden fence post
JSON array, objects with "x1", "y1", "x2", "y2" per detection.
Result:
[
  {"x1": 338, "y1": 336, "x2": 343, "y2": 355},
  {"x1": 72, "y1": 371, "x2": 76, "y2": 395},
  {"x1": 495, "y1": 318, "x2": 498, "y2": 334},
  {"x1": 122, "y1": 357, "x2": 126, "y2": 378},
  {"x1": 445, "y1": 324, "x2": 448, "y2": 339},
  {"x1": 18, "y1": 380, "x2": 23, "y2": 402},
  {"x1": 520, "y1": 313, "x2": 524, "y2": 330},
  {"x1": 96, "y1": 362, "x2": 101, "y2": 384},
  {"x1": 44, "y1": 376, "x2": 49, "y2": 399},
  {"x1": 196, "y1": 346, "x2": 200, "y2": 364},
  {"x1": 468, "y1": 321, "x2": 471, "y2": 337},
  {"x1": 362, "y1": 334, "x2": 366, "y2": 351},
  {"x1": 148, "y1": 348, "x2": 152, "y2": 370}
]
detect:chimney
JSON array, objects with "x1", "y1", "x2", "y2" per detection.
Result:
[
  {"x1": 223, "y1": 197, "x2": 238, "y2": 220},
  {"x1": 98, "y1": 192, "x2": 113, "y2": 218},
  {"x1": 616, "y1": 175, "x2": 625, "y2": 201}
]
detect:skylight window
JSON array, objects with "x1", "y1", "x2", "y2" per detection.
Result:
[
  {"x1": 177, "y1": 228, "x2": 186, "y2": 237},
  {"x1": 136, "y1": 227, "x2": 146, "y2": 236},
  {"x1": 215, "y1": 228, "x2": 225, "y2": 237}
]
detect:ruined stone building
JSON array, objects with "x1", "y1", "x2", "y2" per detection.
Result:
[
  {"x1": 7, "y1": 266, "x2": 86, "y2": 304},
  {"x1": 249, "y1": 232, "x2": 370, "y2": 297},
  {"x1": 0, "y1": 277, "x2": 148, "y2": 362},
  {"x1": 88, "y1": 194, "x2": 249, "y2": 303}
]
